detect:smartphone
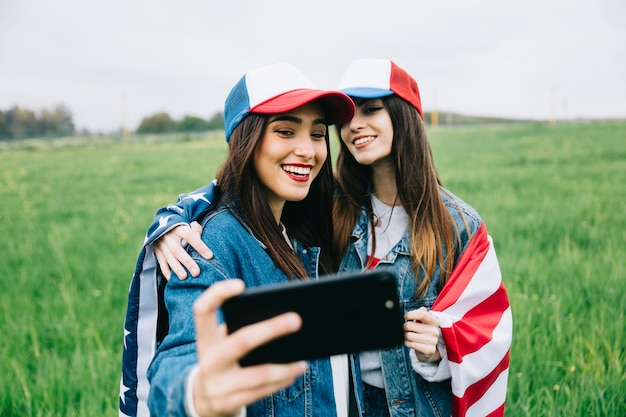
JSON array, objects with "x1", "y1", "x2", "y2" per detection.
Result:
[{"x1": 221, "y1": 270, "x2": 404, "y2": 366}]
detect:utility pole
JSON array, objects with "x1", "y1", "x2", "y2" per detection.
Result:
[
  {"x1": 431, "y1": 88, "x2": 439, "y2": 126},
  {"x1": 550, "y1": 87, "x2": 557, "y2": 125},
  {"x1": 122, "y1": 91, "x2": 130, "y2": 138}
]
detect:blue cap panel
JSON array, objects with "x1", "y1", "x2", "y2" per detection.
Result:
[{"x1": 224, "y1": 75, "x2": 252, "y2": 141}]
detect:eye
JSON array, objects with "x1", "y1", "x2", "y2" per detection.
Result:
[
  {"x1": 275, "y1": 128, "x2": 294, "y2": 137},
  {"x1": 311, "y1": 130, "x2": 326, "y2": 141},
  {"x1": 364, "y1": 105, "x2": 383, "y2": 114}
]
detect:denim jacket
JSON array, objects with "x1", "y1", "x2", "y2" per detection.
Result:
[
  {"x1": 147, "y1": 206, "x2": 357, "y2": 417},
  {"x1": 339, "y1": 188, "x2": 483, "y2": 417}
]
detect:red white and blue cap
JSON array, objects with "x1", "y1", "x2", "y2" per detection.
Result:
[
  {"x1": 338, "y1": 59, "x2": 423, "y2": 119},
  {"x1": 224, "y1": 62, "x2": 355, "y2": 142}
]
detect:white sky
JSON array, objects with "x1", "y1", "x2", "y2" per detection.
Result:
[{"x1": 1, "y1": 0, "x2": 625, "y2": 132}]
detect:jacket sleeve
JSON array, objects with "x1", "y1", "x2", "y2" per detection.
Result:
[
  {"x1": 145, "y1": 179, "x2": 219, "y2": 246},
  {"x1": 119, "y1": 180, "x2": 219, "y2": 417},
  {"x1": 146, "y1": 249, "x2": 229, "y2": 416},
  {"x1": 147, "y1": 348, "x2": 196, "y2": 417}
]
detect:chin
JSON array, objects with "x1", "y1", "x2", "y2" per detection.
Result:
[
  {"x1": 354, "y1": 157, "x2": 377, "y2": 166},
  {"x1": 285, "y1": 190, "x2": 311, "y2": 202},
  {"x1": 289, "y1": 194, "x2": 309, "y2": 202}
]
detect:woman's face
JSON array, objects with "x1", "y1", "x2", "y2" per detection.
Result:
[
  {"x1": 340, "y1": 98, "x2": 394, "y2": 167},
  {"x1": 254, "y1": 101, "x2": 328, "y2": 221}
]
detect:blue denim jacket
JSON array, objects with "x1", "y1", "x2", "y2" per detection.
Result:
[
  {"x1": 147, "y1": 206, "x2": 356, "y2": 417},
  {"x1": 339, "y1": 188, "x2": 483, "y2": 417}
]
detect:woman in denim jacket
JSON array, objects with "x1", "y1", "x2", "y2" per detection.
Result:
[
  {"x1": 143, "y1": 62, "x2": 358, "y2": 417},
  {"x1": 137, "y1": 60, "x2": 512, "y2": 417},
  {"x1": 329, "y1": 59, "x2": 511, "y2": 417}
]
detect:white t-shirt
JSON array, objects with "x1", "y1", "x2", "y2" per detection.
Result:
[
  {"x1": 367, "y1": 194, "x2": 409, "y2": 263},
  {"x1": 331, "y1": 354, "x2": 350, "y2": 417}
]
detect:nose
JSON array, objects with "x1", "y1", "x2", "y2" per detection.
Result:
[
  {"x1": 293, "y1": 136, "x2": 316, "y2": 159},
  {"x1": 347, "y1": 112, "x2": 365, "y2": 131}
]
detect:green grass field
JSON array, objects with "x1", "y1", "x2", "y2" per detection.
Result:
[{"x1": 1, "y1": 121, "x2": 624, "y2": 416}]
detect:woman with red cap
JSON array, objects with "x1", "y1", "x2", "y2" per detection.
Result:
[
  {"x1": 121, "y1": 62, "x2": 358, "y2": 417},
  {"x1": 131, "y1": 59, "x2": 512, "y2": 417}
]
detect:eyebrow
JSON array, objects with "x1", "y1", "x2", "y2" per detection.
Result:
[
  {"x1": 268, "y1": 115, "x2": 328, "y2": 126},
  {"x1": 354, "y1": 97, "x2": 377, "y2": 106}
]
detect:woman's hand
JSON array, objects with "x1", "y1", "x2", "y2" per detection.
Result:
[
  {"x1": 404, "y1": 307, "x2": 442, "y2": 363},
  {"x1": 192, "y1": 280, "x2": 308, "y2": 416},
  {"x1": 154, "y1": 221, "x2": 212, "y2": 280}
]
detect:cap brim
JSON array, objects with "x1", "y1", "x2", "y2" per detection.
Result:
[
  {"x1": 251, "y1": 89, "x2": 355, "y2": 125},
  {"x1": 340, "y1": 87, "x2": 394, "y2": 99}
]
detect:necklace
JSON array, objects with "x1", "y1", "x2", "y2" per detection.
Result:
[
  {"x1": 368, "y1": 195, "x2": 409, "y2": 260},
  {"x1": 371, "y1": 194, "x2": 398, "y2": 232},
  {"x1": 373, "y1": 206, "x2": 393, "y2": 228}
]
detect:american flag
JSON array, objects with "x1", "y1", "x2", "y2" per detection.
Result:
[
  {"x1": 119, "y1": 181, "x2": 217, "y2": 417},
  {"x1": 431, "y1": 222, "x2": 512, "y2": 417}
]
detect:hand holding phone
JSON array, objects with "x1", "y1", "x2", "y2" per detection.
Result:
[{"x1": 222, "y1": 270, "x2": 404, "y2": 366}]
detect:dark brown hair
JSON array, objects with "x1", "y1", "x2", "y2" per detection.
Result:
[
  {"x1": 217, "y1": 113, "x2": 335, "y2": 279},
  {"x1": 333, "y1": 95, "x2": 466, "y2": 298}
]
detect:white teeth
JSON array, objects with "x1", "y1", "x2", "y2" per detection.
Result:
[
  {"x1": 354, "y1": 136, "x2": 375, "y2": 145},
  {"x1": 283, "y1": 165, "x2": 311, "y2": 175}
]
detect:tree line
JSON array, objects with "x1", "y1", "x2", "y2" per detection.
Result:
[
  {"x1": 0, "y1": 105, "x2": 75, "y2": 140},
  {"x1": 0, "y1": 104, "x2": 225, "y2": 141},
  {"x1": 135, "y1": 112, "x2": 224, "y2": 134}
]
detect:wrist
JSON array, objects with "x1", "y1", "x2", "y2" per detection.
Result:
[
  {"x1": 416, "y1": 348, "x2": 441, "y2": 363},
  {"x1": 185, "y1": 365, "x2": 203, "y2": 417},
  {"x1": 186, "y1": 364, "x2": 246, "y2": 417}
]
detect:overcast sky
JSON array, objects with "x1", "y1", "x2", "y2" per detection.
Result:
[{"x1": 1, "y1": 0, "x2": 625, "y2": 132}]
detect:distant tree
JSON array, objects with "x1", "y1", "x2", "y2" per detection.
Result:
[
  {"x1": 136, "y1": 112, "x2": 174, "y2": 133},
  {"x1": 0, "y1": 104, "x2": 75, "y2": 140},
  {"x1": 0, "y1": 110, "x2": 8, "y2": 139},
  {"x1": 4, "y1": 106, "x2": 38, "y2": 139},
  {"x1": 135, "y1": 111, "x2": 224, "y2": 134},
  {"x1": 176, "y1": 115, "x2": 210, "y2": 132},
  {"x1": 39, "y1": 105, "x2": 74, "y2": 136},
  {"x1": 205, "y1": 112, "x2": 224, "y2": 130},
  {"x1": 48, "y1": 104, "x2": 74, "y2": 136}
]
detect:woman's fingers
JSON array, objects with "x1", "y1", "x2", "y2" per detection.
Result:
[
  {"x1": 202, "y1": 362, "x2": 308, "y2": 413},
  {"x1": 187, "y1": 221, "x2": 213, "y2": 260},
  {"x1": 154, "y1": 224, "x2": 205, "y2": 279},
  {"x1": 191, "y1": 280, "x2": 308, "y2": 416},
  {"x1": 216, "y1": 312, "x2": 303, "y2": 366},
  {"x1": 193, "y1": 280, "x2": 304, "y2": 364},
  {"x1": 405, "y1": 307, "x2": 439, "y2": 324},
  {"x1": 193, "y1": 360, "x2": 307, "y2": 416},
  {"x1": 194, "y1": 279, "x2": 246, "y2": 351},
  {"x1": 404, "y1": 307, "x2": 441, "y2": 362},
  {"x1": 154, "y1": 243, "x2": 173, "y2": 280}
]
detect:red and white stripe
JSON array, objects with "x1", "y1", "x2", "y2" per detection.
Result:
[{"x1": 431, "y1": 223, "x2": 512, "y2": 417}]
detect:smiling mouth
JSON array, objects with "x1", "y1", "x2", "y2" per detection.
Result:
[
  {"x1": 353, "y1": 136, "x2": 375, "y2": 146},
  {"x1": 282, "y1": 164, "x2": 312, "y2": 179}
]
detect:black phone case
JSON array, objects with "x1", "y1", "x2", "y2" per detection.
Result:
[{"x1": 221, "y1": 270, "x2": 404, "y2": 366}]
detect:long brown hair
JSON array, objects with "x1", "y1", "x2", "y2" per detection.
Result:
[
  {"x1": 333, "y1": 95, "x2": 466, "y2": 298},
  {"x1": 217, "y1": 113, "x2": 336, "y2": 280}
]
